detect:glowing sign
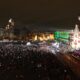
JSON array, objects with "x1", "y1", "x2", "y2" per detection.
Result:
[
  {"x1": 54, "y1": 31, "x2": 69, "y2": 42},
  {"x1": 54, "y1": 31, "x2": 60, "y2": 39},
  {"x1": 59, "y1": 32, "x2": 69, "y2": 39},
  {"x1": 54, "y1": 31, "x2": 69, "y2": 39}
]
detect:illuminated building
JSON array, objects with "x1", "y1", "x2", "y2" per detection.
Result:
[
  {"x1": 5, "y1": 18, "x2": 15, "y2": 39},
  {"x1": 32, "y1": 33, "x2": 54, "y2": 41},
  {"x1": 70, "y1": 24, "x2": 80, "y2": 50}
]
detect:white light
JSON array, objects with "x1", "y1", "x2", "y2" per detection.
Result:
[
  {"x1": 26, "y1": 42, "x2": 31, "y2": 46},
  {"x1": 52, "y1": 42, "x2": 59, "y2": 48},
  {"x1": 9, "y1": 18, "x2": 12, "y2": 23},
  {"x1": 78, "y1": 16, "x2": 80, "y2": 21}
]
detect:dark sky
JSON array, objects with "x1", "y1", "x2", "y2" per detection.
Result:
[{"x1": 0, "y1": 0, "x2": 80, "y2": 28}]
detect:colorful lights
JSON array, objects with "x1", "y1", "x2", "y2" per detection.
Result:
[{"x1": 32, "y1": 33, "x2": 54, "y2": 41}]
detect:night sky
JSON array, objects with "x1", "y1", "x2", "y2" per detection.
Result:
[{"x1": 0, "y1": 0, "x2": 80, "y2": 29}]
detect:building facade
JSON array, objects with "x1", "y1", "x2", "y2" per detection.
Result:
[{"x1": 70, "y1": 25, "x2": 80, "y2": 50}]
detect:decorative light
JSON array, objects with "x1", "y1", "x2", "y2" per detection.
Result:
[
  {"x1": 34, "y1": 35, "x2": 37, "y2": 41},
  {"x1": 78, "y1": 16, "x2": 80, "y2": 21},
  {"x1": 26, "y1": 42, "x2": 31, "y2": 46},
  {"x1": 9, "y1": 18, "x2": 12, "y2": 23}
]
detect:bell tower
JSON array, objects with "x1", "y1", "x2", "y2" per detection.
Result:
[{"x1": 5, "y1": 18, "x2": 15, "y2": 40}]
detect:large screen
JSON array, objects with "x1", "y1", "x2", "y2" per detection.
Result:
[
  {"x1": 59, "y1": 32, "x2": 69, "y2": 39},
  {"x1": 54, "y1": 31, "x2": 69, "y2": 42}
]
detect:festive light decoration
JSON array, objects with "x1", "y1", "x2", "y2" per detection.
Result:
[{"x1": 70, "y1": 24, "x2": 80, "y2": 50}]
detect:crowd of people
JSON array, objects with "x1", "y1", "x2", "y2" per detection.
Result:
[{"x1": 0, "y1": 43, "x2": 78, "y2": 80}]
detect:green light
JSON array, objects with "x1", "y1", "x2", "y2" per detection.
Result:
[{"x1": 54, "y1": 31, "x2": 69, "y2": 42}]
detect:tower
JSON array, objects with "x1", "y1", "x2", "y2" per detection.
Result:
[
  {"x1": 70, "y1": 24, "x2": 80, "y2": 50},
  {"x1": 5, "y1": 18, "x2": 14, "y2": 40}
]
